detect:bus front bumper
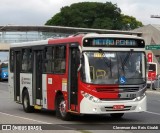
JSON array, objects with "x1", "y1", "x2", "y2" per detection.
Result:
[{"x1": 80, "y1": 95, "x2": 147, "y2": 114}]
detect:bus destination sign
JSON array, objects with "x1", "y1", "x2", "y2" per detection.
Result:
[{"x1": 83, "y1": 38, "x2": 145, "y2": 48}]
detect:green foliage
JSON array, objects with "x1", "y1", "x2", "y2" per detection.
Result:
[
  {"x1": 45, "y1": 2, "x2": 143, "y2": 30},
  {"x1": 120, "y1": 14, "x2": 143, "y2": 30}
]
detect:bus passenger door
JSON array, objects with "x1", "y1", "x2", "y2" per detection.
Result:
[
  {"x1": 68, "y1": 45, "x2": 79, "y2": 111},
  {"x1": 14, "y1": 51, "x2": 21, "y2": 102},
  {"x1": 33, "y1": 50, "x2": 43, "y2": 105}
]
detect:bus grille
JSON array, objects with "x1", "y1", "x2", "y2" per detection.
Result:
[
  {"x1": 96, "y1": 87, "x2": 118, "y2": 93},
  {"x1": 100, "y1": 98, "x2": 135, "y2": 101},
  {"x1": 96, "y1": 87, "x2": 139, "y2": 93}
]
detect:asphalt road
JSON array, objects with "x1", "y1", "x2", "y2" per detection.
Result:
[{"x1": 0, "y1": 82, "x2": 160, "y2": 133}]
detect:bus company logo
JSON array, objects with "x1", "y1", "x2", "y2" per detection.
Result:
[
  {"x1": 2, "y1": 125, "x2": 11, "y2": 130},
  {"x1": 21, "y1": 77, "x2": 31, "y2": 85}
]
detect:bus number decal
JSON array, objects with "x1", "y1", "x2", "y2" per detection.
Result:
[
  {"x1": 48, "y1": 78, "x2": 52, "y2": 84},
  {"x1": 62, "y1": 78, "x2": 67, "y2": 92}
]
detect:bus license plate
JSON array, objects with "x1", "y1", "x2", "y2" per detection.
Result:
[{"x1": 113, "y1": 105, "x2": 124, "y2": 110}]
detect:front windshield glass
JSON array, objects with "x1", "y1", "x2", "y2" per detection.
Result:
[{"x1": 81, "y1": 51, "x2": 146, "y2": 85}]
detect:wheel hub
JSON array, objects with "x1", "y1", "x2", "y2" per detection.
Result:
[{"x1": 59, "y1": 100, "x2": 67, "y2": 117}]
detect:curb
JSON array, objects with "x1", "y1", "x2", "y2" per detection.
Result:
[{"x1": 146, "y1": 90, "x2": 160, "y2": 94}]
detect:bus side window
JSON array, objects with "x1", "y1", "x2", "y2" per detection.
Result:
[
  {"x1": 22, "y1": 49, "x2": 28, "y2": 71},
  {"x1": 43, "y1": 47, "x2": 52, "y2": 73},
  {"x1": 10, "y1": 50, "x2": 14, "y2": 72},
  {"x1": 52, "y1": 47, "x2": 55, "y2": 72},
  {"x1": 55, "y1": 46, "x2": 66, "y2": 73},
  {"x1": 21, "y1": 49, "x2": 32, "y2": 72},
  {"x1": 28, "y1": 49, "x2": 32, "y2": 72}
]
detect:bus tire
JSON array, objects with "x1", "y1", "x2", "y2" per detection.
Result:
[
  {"x1": 110, "y1": 113, "x2": 124, "y2": 119},
  {"x1": 22, "y1": 90, "x2": 34, "y2": 113},
  {"x1": 56, "y1": 95, "x2": 71, "y2": 121}
]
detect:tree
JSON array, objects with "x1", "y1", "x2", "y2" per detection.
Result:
[
  {"x1": 120, "y1": 14, "x2": 143, "y2": 30},
  {"x1": 45, "y1": 2, "x2": 143, "y2": 30}
]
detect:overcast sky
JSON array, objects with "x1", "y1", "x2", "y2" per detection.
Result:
[{"x1": 0, "y1": 0, "x2": 160, "y2": 26}]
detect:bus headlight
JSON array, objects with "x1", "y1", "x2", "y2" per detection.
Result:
[
  {"x1": 81, "y1": 91, "x2": 100, "y2": 103},
  {"x1": 135, "y1": 93, "x2": 146, "y2": 101}
]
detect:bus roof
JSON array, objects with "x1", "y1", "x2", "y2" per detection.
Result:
[
  {"x1": 10, "y1": 33, "x2": 144, "y2": 48},
  {"x1": 83, "y1": 33, "x2": 143, "y2": 39}
]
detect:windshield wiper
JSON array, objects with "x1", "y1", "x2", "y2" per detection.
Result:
[
  {"x1": 99, "y1": 50, "x2": 112, "y2": 77},
  {"x1": 119, "y1": 50, "x2": 133, "y2": 75},
  {"x1": 123, "y1": 50, "x2": 133, "y2": 66}
]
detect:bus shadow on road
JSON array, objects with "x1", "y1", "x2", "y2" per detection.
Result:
[
  {"x1": 71, "y1": 114, "x2": 142, "y2": 123},
  {"x1": 31, "y1": 109, "x2": 143, "y2": 123}
]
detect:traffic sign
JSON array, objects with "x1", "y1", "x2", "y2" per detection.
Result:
[{"x1": 145, "y1": 45, "x2": 160, "y2": 50}]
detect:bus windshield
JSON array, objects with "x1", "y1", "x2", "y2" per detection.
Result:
[{"x1": 81, "y1": 51, "x2": 146, "y2": 85}]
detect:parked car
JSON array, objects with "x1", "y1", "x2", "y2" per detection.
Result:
[
  {"x1": 0, "y1": 67, "x2": 8, "y2": 81},
  {"x1": 0, "y1": 61, "x2": 8, "y2": 81}
]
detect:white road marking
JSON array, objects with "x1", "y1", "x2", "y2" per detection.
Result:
[
  {"x1": 145, "y1": 111, "x2": 160, "y2": 116},
  {"x1": 0, "y1": 111, "x2": 75, "y2": 130},
  {"x1": 0, "y1": 111, "x2": 52, "y2": 124}
]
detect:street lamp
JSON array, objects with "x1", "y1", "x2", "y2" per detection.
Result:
[
  {"x1": 0, "y1": 25, "x2": 7, "y2": 31},
  {"x1": 0, "y1": 24, "x2": 12, "y2": 31},
  {"x1": 150, "y1": 15, "x2": 160, "y2": 18}
]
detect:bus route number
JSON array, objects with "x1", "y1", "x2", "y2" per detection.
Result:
[
  {"x1": 119, "y1": 93, "x2": 137, "y2": 99},
  {"x1": 126, "y1": 93, "x2": 136, "y2": 98}
]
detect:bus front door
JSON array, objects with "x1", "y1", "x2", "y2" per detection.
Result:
[
  {"x1": 14, "y1": 51, "x2": 21, "y2": 102},
  {"x1": 33, "y1": 50, "x2": 43, "y2": 105},
  {"x1": 68, "y1": 46, "x2": 79, "y2": 111}
]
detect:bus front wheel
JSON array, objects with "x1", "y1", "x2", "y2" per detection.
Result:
[
  {"x1": 56, "y1": 96, "x2": 71, "y2": 120},
  {"x1": 22, "y1": 90, "x2": 34, "y2": 113}
]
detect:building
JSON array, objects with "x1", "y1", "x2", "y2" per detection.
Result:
[{"x1": 134, "y1": 24, "x2": 160, "y2": 74}]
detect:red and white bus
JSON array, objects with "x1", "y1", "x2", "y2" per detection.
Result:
[
  {"x1": 9, "y1": 33, "x2": 147, "y2": 120},
  {"x1": 147, "y1": 62, "x2": 157, "y2": 89}
]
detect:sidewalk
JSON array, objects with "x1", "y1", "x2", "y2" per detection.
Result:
[{"x1": 146, "y1": 88, "x2": 160, "y2": 94}]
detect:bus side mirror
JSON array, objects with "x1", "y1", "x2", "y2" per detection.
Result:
[
  {"x1": 77, "y1": 46, "x2": 82, "y2": 72},
  {"x1": 77, "y1": 64, "x2": 82, "y2": 72},
  {"x1": 77, "y1": 53, "x2": 83, "y2": 72}
]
